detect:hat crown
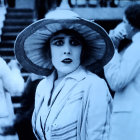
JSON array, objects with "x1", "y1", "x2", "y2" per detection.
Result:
[{"x1": 45, "y1": 9, "x2": 80, "y2": 20}]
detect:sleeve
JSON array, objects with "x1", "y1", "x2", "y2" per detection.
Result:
[
  {"x1": 0, "y1": 58, "x2": 24, "y2": 94},
  {"x1": 32, "y1": 79, "x2": 46, "y2": 139},
  {"x1": 31, "y1": 79, "x2": 46, "y2": 127},
  {"x1": 86, "y1": 79, "x2": 112, "y2": 140},
  {"x1": 32, "y1": 80, "x2": 41, "y2": 138},
  {"x1": 104, "y1": 46, "x2": 140, "y2": 91}
]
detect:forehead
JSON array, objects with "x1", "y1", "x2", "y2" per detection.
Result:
[
  {"x1": 50, "y1": 33, "x2": 76, "y2": 40},
  {"x1": 52, "y1": 33, "x2": 72, "y2": 38},
  {"x1": 51, "y1": 32, "x2": 77, "y2": 38},
  {"x1": 50, "y1": 29, "x2": 84, "y2": 41}
]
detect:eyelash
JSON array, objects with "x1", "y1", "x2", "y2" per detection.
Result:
[
  {"x1": 52, "y1": 40, "x2": 64, "y2": 46},
  {"x1": 70, "y1": 40, "x2": 81, "y2": 46},
  {"x1": 52, "y1": 40, "x2": 81, "y2": 47}
]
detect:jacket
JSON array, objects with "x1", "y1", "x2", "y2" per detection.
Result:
[
  {"x1": 104, "y1": 32, "x2": 140, "y2": 140},
  {"x1": 32, "y1": 66, "x2": 112, "y2": 140}
]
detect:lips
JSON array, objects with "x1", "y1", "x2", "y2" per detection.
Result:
[{"x1": 62, "y1": 58, "x2": 72, "y2": 64}]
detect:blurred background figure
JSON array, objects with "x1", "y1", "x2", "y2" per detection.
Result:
[
  {"x1": 109, "y1": 22, "x2": 132, "y2": 53},
  {"x1": 104, "y1": 4, "x2": 140, "y2": 140},
  {"x1": 15, "y1": 73, "x2": 43, "y2": 140},
  {"x1": 0, "y1": 57, "x2": 24, "y2": 140}
]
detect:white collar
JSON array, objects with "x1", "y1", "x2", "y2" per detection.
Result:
[
  {"x1": 64, "y1": 66, "x2": 87, "y2": 82},
  {"x1": 46, "y1": 66, "x2": 87, "y2": 83}
]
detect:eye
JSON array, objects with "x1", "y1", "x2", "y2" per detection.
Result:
[
  {"x1": 70, "y1": 39, "x2": 81, "y2": 46},
  {"x1": 52, "y1": 40, "x2": 64, "y2": 46}
]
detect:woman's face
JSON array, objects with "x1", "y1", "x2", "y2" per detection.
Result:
[{"x1": 50, "y1": 33, "x2": 82, "y2": 78}]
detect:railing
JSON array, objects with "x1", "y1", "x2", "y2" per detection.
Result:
[{"x1": 69, "y1": 0, "x2": 140, "y2": 8}]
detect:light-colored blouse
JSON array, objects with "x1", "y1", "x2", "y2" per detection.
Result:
[{"x1": 32, "y1": 66, "x2": 112, "y2": 140}]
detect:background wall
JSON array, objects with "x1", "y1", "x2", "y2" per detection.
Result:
[{"x1": 15, "y1": 0, "x2": 35, "y2": 9}]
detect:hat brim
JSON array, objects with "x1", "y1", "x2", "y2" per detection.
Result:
[{"x1": 15, "y1": 18, "x2": 114, "y2": 76}]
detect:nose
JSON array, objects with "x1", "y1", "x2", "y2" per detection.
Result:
[{"x1": 64, "y1": 44, "x2": 71, "y2": 55}]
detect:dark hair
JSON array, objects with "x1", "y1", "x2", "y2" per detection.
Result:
[{"x1": 125, "y1": 4, "x2": 140, "y2": 29}]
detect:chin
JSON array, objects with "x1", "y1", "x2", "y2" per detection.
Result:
[{"x1": 58, "y1": 67, "x2": 77, "y2": 75}]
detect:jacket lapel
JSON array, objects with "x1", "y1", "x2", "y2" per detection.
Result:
[
  {"x1": 48, "y1": 67, "x2": 87, "y2": 123},
  {"x1": 47, "y1": 78, "x2": 78, "y2": 122},
  {"x1": 38, "y1": 67, "x2": 87, "y2": 127}
]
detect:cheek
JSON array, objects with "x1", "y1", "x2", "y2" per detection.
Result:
[
  {"x1": 50, "y1": 47, "x2": 60, "y2": 59},
  {"x1": 73, "y1": 48, "x2": 82, "y2": 61},
  {"x1": 50, "y1": 47, "x2": 59, "y2": 65},
  {"x1": 51, "y1": 54, "x2": 59, "y2": 68}
]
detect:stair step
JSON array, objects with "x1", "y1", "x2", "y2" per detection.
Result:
[
  {"x1": 5, "y1": 19, "x2": 33, "y2": 22},
  {"x1": 0, "y1": 48, "x2": 14, "y2": 56},
  {"x1": 2, "y1": 31, "x2": 21, "y2": 35},
  {"x1": 1, "y1": 35, "x2": 17, "y2": 40},
  {"x1": 7, "y1": 8, "x2": 34, "y2": 13},
  {"x1": 3, "y1": 32, "x2": 19, "y2": 35},
  {"x1": 6, "y1": 12, "x2": 34, "y2": 16},
  {"x1": 1, "y1": 34, "x2": 17, "y2": 40},
  {"x1": 0, "y1": 41, "x2": 14, "y2": 48},
  {"x1": 6, "y1": 13, "x2": 34, "y2": 19},
  {"x1": 2, "y1": 26, "x2": 26, "y2": 33},
  {"x1": 0, "y1": 8, "x2": 33, "y2": 83},
  {"x1": 4, "y1": 19, "x2": 33, "y2": 26},
  {"x1": 1, "y1": 56, "x2": 15, "y2": 62},
  {"x1": 2, "y1": 32, "x2": 19, "y2": 36},
  {"x1": 0, "y1": 48, "x2": 13, "y2": 51}
]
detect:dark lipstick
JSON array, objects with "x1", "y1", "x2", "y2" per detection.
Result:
[{"x1": 62, "y1": 58, "x2": 72, "y2": 64}]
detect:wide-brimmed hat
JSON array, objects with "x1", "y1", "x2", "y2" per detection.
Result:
[{"x1": 14, "y1": 9, "x2": 114, "y2": 76}]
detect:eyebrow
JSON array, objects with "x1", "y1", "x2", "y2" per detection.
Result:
[
  {"x1": 70, "y1": 36, "x2": 79, "y2": 40},
  {"x1": 51, "y1": 37, "x2": 64, "y2": 41}
]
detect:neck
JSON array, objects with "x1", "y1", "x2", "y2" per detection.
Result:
[
  {"x1": 57, "y1": 72, "x2": 67, "y2": 79},
  {"x1": 53, "y1": 75, "x2": 64, "y2": 90}
]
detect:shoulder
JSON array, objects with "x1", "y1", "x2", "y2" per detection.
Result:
[
  {"x1": 84, "y1": 71, "x2": 110, "y2": 97},
  {"x1": 37, "y1": 78, "x2": 47, "y2": 88},
  {"x1": 35, "y1": 78, "x2": 48, "y2": 96},
  {"x1": 82, "y1": 71, "x2": 112, "y2": 107},
  {"x1": 85, "y1": 71, "x2": 106, "y2": 87}
]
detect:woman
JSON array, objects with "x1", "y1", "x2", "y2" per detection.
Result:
[{"x1": 15, "y1": 9, "x2": 114, "y2": 140}]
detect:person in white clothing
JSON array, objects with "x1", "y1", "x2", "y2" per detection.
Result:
[
  {"x1": 0, "y1": 57, "x2": 24, "y2": 140},
  {"x1": 15, "y1": 9, "x2": 114, "y2": 140},
  {"x1": 104, "y1": 4, "x2": 140, "y2": 140}
]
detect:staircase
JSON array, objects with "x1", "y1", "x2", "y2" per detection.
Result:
[
  {"x1": 0, "y1": 8, "x2": 35, "y2": 80},
  {"x1": 0, "y1": 8, "x2": 35, "y2": 114}
]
